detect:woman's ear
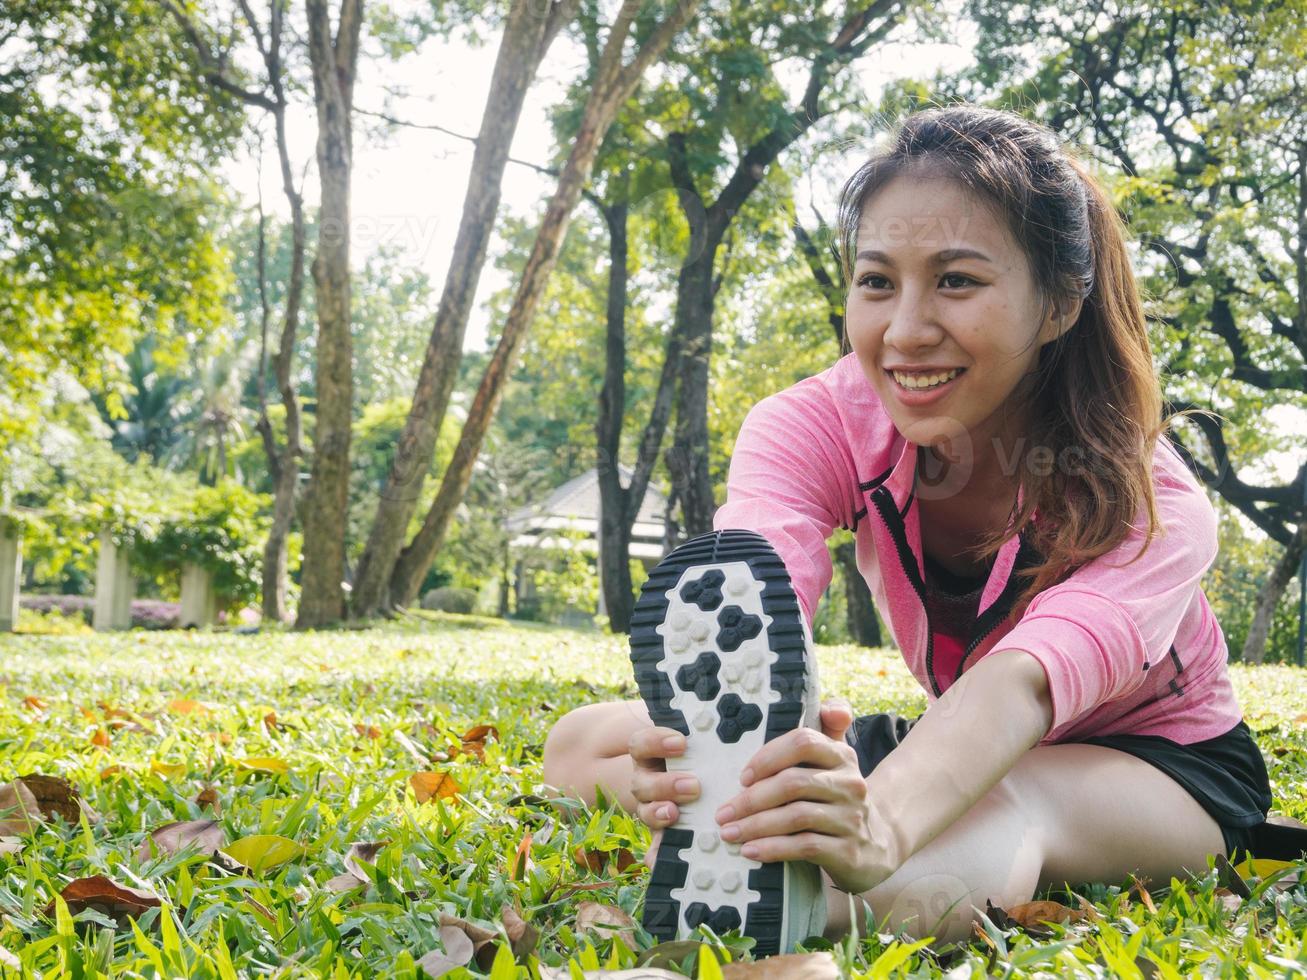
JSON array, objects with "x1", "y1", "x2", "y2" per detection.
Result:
[{"x1": 1040, "y1": 295, "x2": 1083, "y2": 344}]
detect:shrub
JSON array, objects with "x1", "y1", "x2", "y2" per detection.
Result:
[{"x1": 420, "y1": 587, "x2": 479, "y2": 615}]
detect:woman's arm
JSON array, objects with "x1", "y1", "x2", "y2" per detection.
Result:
[
  {"x1": 859, "y1": 648, "x2": 1054, "y2": 887},
  {"x1": 715, "y1": 647, "x2": 1054, "y2": 894}
]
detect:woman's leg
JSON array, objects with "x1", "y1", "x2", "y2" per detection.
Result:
[
  {"x1": 541, "y1": 699, "x2": 654, "y2": 810},
  {"x1": 822, "y1": 742, "x2": 1227, "y2": 946}
]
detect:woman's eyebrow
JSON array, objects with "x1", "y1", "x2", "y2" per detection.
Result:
[{"x1": 855, "y1": 247, "x2": 994, "y2": 266}]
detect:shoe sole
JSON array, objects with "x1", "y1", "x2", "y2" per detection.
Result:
[{"x1": 630, "y1": 529, "x2": 813, "y2": 957}]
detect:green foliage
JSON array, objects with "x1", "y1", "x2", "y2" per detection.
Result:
[
  {"x1": 521, "y1": 528, "x2": 601, "y2": 627},
  {"x1": 0, "y1": 1, "x2": 244, "y2": 447},
  {"x1": 134, "y1": 482, "x2": 271, "y2": 608},
  {"x1": 0, "y1": 620, "x2": 1301, "y2": 975}
]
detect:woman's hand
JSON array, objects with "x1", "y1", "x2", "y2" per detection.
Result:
[
  {"x1": 628, "y1": 726, "x2": 700, "y2": 867},
  {"x1": 713, "y1": 699, "x2": 897, "y2": 895}
]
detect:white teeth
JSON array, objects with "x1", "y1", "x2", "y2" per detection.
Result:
[{"x1": 891, "y1": 368, "x2": 963, "y2": 389}]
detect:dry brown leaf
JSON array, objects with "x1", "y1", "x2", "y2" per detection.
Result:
[
  {"x1": 1214, "y1": 887, "x2": 1243, "y2": 913},
  {"x1": 263, "y1": 711, "x2": 282, "y2": 733},
  {"x1": 0, "y1": 780, "x2": 41, "y2": 835},
  {"x1": 437, "y1": 914, "x2": 499, "y2": 973},
  {"x1": 353, "y1": 723, "x2": 383, "y2": 740},
  {"x1": 1003, "y1": 900, "x2": 1086, "y2": 935},
  {"x1": 460, "y1": 724, "x2": 499, "y2": 743},
  {"x1": 0, "y1": 837, "x2": 24, "y2": 856},
  {"x1": 19, "y1": 774, "x2": 96, "y2": 826},
  {"x1": 502, "y1": 902, "x2": 538, "y2": 958},
  {"x1": 721, "y1": 952, "x2": 840, "y2": 979},
  {"x1": 574, "y1": 846, "x2": 605, "y2": 873},
  {"x1": 325, "y1": 873, "x2": 362, "y2": 893},
  {"x1": 195, "y1": 786, "x2": 220, "y2": 812},
  {"x1": 575, "y1": 901, "x2": 637, "y2": 948},
  {"x1": 168, "y1": 699, "x2": 214, "y2": 716},
  {"x1": 136, "y1": 819, "x2": 226, "y2": 863},
  {"x1": 90, "y1": 729, "x2": 111, "y2": 749},
  {"x1": 21, "y1": 696, "x2": 47, "y2": 713},
  {"x1": 410, "y1": 771, "x2": 460, "y2": 804},
  {"x1": 46, "y1": 875, "x2": 161, "y2": 921},
  {"x1": 343, "y1": 840, "x2": 388, "y2": 882},
  {"x1": 510, "y1": 830, "x2": 533, "y2": 881},
  {"x1": 1129, "y1": 874, "x2": 1157, "y2": 915},
  {"x1": 416, "y1": 925, "x2": 475, "y2": 978}
]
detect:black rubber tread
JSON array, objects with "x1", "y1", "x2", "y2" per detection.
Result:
[{"x1": 630, "y1": 528, "x2": 808, "y2": 957}]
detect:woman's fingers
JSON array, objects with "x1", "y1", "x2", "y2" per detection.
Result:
[
  {"x1": 740, "y1": 726, "x2": 857, "y2": 786},
  {"x1": 714, "y1": 765, "x2": 850, "y2": 824},
  {"x1": 718, "y1": 798, "x2": 851, "y2": 848},
  {"x1": 630, "y1": 767, "x2": 700, "y2": 805},
  {"x1": 628, "y1": 727, "x2": 686, "y2": 764},
  {"x1": 637, "y1": 800, "x2": 679, "y2": 828}
]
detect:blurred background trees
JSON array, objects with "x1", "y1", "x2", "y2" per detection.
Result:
[{"x1": 2, "y1": 0, "x2": 1304, "y2": 660}]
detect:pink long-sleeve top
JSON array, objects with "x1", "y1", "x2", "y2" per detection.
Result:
[{"x1": 711, "y1": 352, "x2": 1245, "y2": 746}]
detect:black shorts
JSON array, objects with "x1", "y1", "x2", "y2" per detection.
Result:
[{"x1": 844, "y1": 712, "x2": 1276, "y2": 867}]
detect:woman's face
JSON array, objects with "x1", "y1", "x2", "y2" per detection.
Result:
[{"x1": 845, "y1": 174, "x2": 1078, "y2": 480}]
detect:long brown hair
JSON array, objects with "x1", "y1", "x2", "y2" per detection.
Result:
[{"x1": 836, "y1": 104, "x2": 1197, "y2": 622}]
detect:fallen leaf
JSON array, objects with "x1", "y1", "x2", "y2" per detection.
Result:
[
  {"x1": 437, "y1": 914, "x2": 499, "y2": 972},
  {"x1": 221, "y1": 834, "x2": 304, "y2": 873},
  {"x1": 502, "y1": 901, "x2": 538, "y2": 958},
  {"x1": 168, "y1": 699, "x2": 214, "y2": 716},
  {"x1": 410, "y1": 771, "x2": 460, "y2": 804},
  {"x1": 0, "y1": 780, "x2": 41, "y2": 835},
  {"x1": 416, "y1": 924, "x2": 475, "y2": 978},
  {"x1": 19, "y1": 774, "x2": 96, "y2": 825},
  {"x1": 575, "y1": 901, "x2": 637, "y2": 948},
  {"x1": 635, "y1": 940, "x2": 710, "y2": 970},
  {"x1": 21, "y1": 696, "x2": 47, "y2": 713},
  {"x1": 1003, "y1": 900, "x2": 1086, "y2": 936},
  {"x1": 263, "y1": 711, "x2": 282, "y2": 732},
  {"x1": 236, "y1": 757, "x2": 290, "y2": 775},
  {"x1": 343, "y1": 840, "x2": 388, "y2": 882},
  {"x1": 353, "y1": 723, "x2": 383, "y2": 740},
  {"x1": 90, "y1": 729, "x2": 111, "y2": 749},
  {"x1": 510, "y1": 830, "x2": 533, "y2": 881},
  {"x1": 195, "y1": 786, "x2": 220, "y2": 812},
  {"x1": 137, "y1": 819, "x2": 225, "y2": 863},
  {"x1": 45, "y1": 875, "x2": 161, "y2": 921},
  {"x1": 0, "y1": 837, "x2": 23, "y2": 856},
  {"x1": 1214, "y1": 887, "x2": 1243, "y2": 913},
  {"x1": 460, "y1": 724, "x2": 499, "y2": 743},
  {"x1": 574, "y1": 846, "x2": 605, "y2": 873},
  {"x1": 1128, "y1": 874, "x2": 1157, "y2": 915},
  {"x1": 722, "y1": 952, "x2": 840, "y2": 978}
]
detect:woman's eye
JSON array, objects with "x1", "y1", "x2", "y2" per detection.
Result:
[{"x1": 856, "y1": 273, "x2": 978, "y2": 290}]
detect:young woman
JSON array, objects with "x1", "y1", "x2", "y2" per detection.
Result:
[{"x1": 542, "y1": 105, "x2": 1290, "y2": 953}]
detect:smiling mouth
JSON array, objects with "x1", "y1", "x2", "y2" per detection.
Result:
[{"x1": 888, "y1": 367, "x2": 966, "y2": 390}]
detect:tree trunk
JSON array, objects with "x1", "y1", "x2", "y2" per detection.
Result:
[
  {"x1": 297, "y1": 0, "x2": 363, "y2": 628},
  {"x1": 836, "y1": 538, "x2": 881, "y2": 647},
  {"x1": 1240, "y1": 524, "x2": 1305, "y2": 664},
  {"x1": 594, "y1": 196, "x2": 637, "y2": 633},
  {"x1": 665, "y1": 249, "x2": 719, "y2": 537},
  {"x1": 662, "y1": 2, "x2": 905, "y2": 536},
  {"x1": 349, "y1": 0, "x2": 580, "y2": 618},
  {"x1": 386, "y1": 0, "x2": 703, "y2": 608}
]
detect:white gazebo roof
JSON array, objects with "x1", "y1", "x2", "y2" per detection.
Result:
[{"x1": 507, "y1": 465, "x2": 668, "y2": 560}]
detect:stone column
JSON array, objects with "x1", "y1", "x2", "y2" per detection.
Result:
[
  {"x1": 179, "y1": 563, "x2": 217, "y2": 628},
  {"x1": 93, "y1": 531, "x2": 134, "y2": 630},
  {"x1": 0, "y1": 524, "x2": 20, "y2": 632}
]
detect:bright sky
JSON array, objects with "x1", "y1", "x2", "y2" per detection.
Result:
[{"x1": 223, "y1": 3, "x2": 979, "y2": 352}]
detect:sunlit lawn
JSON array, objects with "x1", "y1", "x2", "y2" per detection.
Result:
[{"x1": 0, "y1": 612, "x2": 1305, "y2": 977}]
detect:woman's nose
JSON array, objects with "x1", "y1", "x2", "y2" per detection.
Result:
[{"x1": 882, "y1": 286, "x2": 944, "y2": 352}]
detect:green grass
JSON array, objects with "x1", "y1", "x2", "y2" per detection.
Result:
[{"x1": 0, "y1": 612, "x2": 1305, "y2": 977}]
